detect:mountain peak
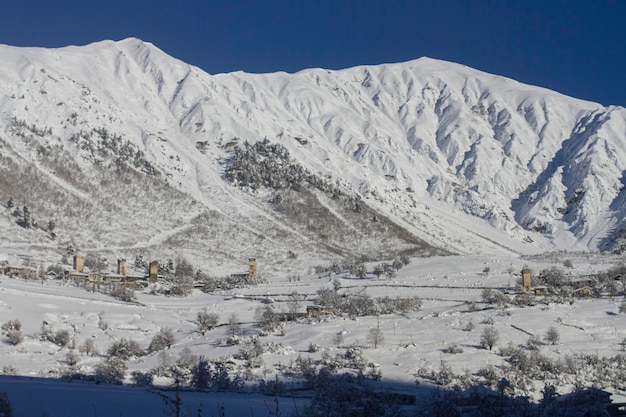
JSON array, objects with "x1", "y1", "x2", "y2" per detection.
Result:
[{"x1": 0, "y1": 40, "x2": 625, "y2": 268}]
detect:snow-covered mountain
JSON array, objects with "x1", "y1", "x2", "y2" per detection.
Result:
[{"x1": 1, "y1": 38, "x2": 625, "y2": 273}]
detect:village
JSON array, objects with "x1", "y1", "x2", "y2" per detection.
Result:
[{"x1": 3, "y1": 255, "x2": 622, "y2": 303}]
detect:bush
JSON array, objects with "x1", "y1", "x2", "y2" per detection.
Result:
[
  {"x1": 66, "y1": 350, "x2": 80, "y2": 366},
  {"x1": 95, "y1": 357, "x2": 126, "y2": 384},
  {"x1": 482, "y1": 289, "x2": 509, "y2": 306},
  {"x1": 527, "y1": 335, "x2": 542, "y2": 350},
  {"x1": 190, "y1": 356, "x2": 212, "y2": 390},
  {"x1": 6, "y1": 330, "x2": 23, "y2": 346},
  {"x1": 1, "y1": 320, "x2": 21, "y2": 333},
  {"x1": 168, "y1": 277, "x2": 193, "y2": 297},
  {"x1": 444, "y1": 344, "x2": 464, "y2": 354},
  {"x1": 149, "y1": 328, "x2": 175, "y2": 352},
  {"x1": 110, "y1": 287, "x2": 135, "y2": 302},
  {"x1": 544, "y1": 326, "x2": 560, "y2": 345},
  {"x1": 316, "y1": 288, "x2": 342, "y2": 309},
  {"x1": 1, "y1": 319, "x2": 24, "y2": 345},
  {"x1": 190, "y1": 357, "x2": 243, "y2": 391},
  {"x1": 52, "y1": 330, "x2": 71, "y2": 347},
  {"x1": 131, "y1": 370, "x2": 154, "y2": 386},
  {"x1": 177, "y1": 347, "x2": 199, "y2": 370},
  {"x1": 107, "y1": 338, "x2": 143, "y2": 359},
  {"x1": 197, "y1": 308, "x2": 219, "y2": 335}
]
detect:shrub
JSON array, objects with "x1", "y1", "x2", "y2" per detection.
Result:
[
  {"x1": 527, "y1": 335, "x2": 542, "y2": 350},
  {"x1": 2, "y1": 320, "x2": 24, "y2": 345},
  {"x1": 52, "y1": 330, "x2": 71, "y2": 347},
  {"x1": 482, "y1": 289, "x2": 509, "y2": 306},
  {"x1": 1, "y1": 320, "x2": 21, "y2": 333},
  {"x1": 190, "y1": 357, "x2": 243, "y2": 391},
  {"x1": 176, "y1": 347, "x2": 199, "y2": 370},
  {"x1": 107, "y1": 338, "x2": 143, "y2": 359},
  {"x1": 197, "y1": 308, "x2": 219, "y2": 335},
  {"x1": 190, "y1": 356, "x2": 212, "y2": 390},
  {"x1": 131, "y1": 370, "x2": 154, "y2": 386},
  {"x1": 149, "y1": 328, "x2": 175, "y2": 352},
  {"x1": 1, "y1": 366, "x2": 16, "y2": 376},
  {"x1": 65, "y1": 350, "x2": 80, "y2": 366},
  {"x1": 544, "y1": 326, "x2": 560, "y2": 345},
  {"x1": 477, "y1": 365, "x2": 500, "y2": 387},
  {"x1": 110, "y1": 287, "x2": 135, "y2": 302},
  {"x1": 168, "y1": 277, "x2": 193, "y2": 297},
  {"x1": 316, "y1": 288, "x2": 342, "y2": 309},
  {"x1": 95, "y1": 357, "x2": 126, "y2": 384},
  {"x1": 6, "y1": 330, "x2": 23, "y2": 346},
  {"x1": 444, "y1": 344, "x2": 464, "y2": 354}
]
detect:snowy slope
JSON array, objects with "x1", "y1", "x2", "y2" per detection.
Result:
[{"x1": 1, "y1": 38, "x2": 625, "y2": 269}]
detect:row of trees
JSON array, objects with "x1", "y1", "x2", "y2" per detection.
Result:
[
  {"x1": 313, "y1": 255, "x2": 411, "y2": 279},
  {"x1": 315, "y1": 287, "x2": 422, "y2": 317}
]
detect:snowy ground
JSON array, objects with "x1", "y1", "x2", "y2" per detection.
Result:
[{"x1": 0, "y1": 253, "x2": 624, "y2": 416}]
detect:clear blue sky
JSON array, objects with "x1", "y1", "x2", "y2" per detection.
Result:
[{"x1": 1, "y1": 0, "x2": 624, "y2": 106}]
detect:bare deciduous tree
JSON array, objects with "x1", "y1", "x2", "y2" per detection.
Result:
[
  {"x1": 197, "y1": 308, "x2": 219, "y2": 335},
  {"x1": 287, "y1": 291, "x2": 302, "y2": 320},
  {"x1": 544, "y1": 326, "x2": 560, "y2": 345},
  {"x1": 367, "y1": 326, "x2": 384, "y2": 349},
  {"x1": 226, "y1": 314, "x2": 241, "y2": 339},
  {"x1": 79, "y1": 338, "x2": 99, "y2": 356},
  {"x1": 480, "y1": 326, "x2": 499, "y2": 351}
]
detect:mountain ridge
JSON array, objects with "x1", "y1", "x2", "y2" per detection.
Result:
[{"x1": 1, "y1": 38, "x2": 625, "y2": 274}]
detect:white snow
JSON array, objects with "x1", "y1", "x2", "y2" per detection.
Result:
[
  {"x1": 0, "y1": 38, "x2": 625, "y2": 414},
  {"x1": 0, "y1": 253, "x2": 624, "y2": 415}
]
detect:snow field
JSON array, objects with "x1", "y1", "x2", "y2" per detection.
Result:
[{"x1": 0, "y1": 253, "x2": 623, "y2": 411}]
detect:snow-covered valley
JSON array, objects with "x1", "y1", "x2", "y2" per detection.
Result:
[
  {"x1": 1, "y1": 38, "x2": 626, "y2": 415},
  {"x1": 0, "y1": 252, "x2": 625, "y2": 415}
]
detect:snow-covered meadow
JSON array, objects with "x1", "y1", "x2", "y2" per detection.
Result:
[{"x1": 0, "y1": 252, "x2": 624, "y2": 416}]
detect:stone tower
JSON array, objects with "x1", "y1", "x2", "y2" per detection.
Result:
[
  {"x1": 149, "y1": 261, "x2": 159, "y2": 283},
  {"x1": 117, "y1": 259, "x2": 127, "y2": 276},
  {"x1": 249, "y1": 258, "x2": 257, "y2": 277},
  {"x1": 73, "y1": 255, "x2": 84, "y2": 273},
  {"x1": 522, "y1": 267, "x2": 531, "y2": 291}
]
